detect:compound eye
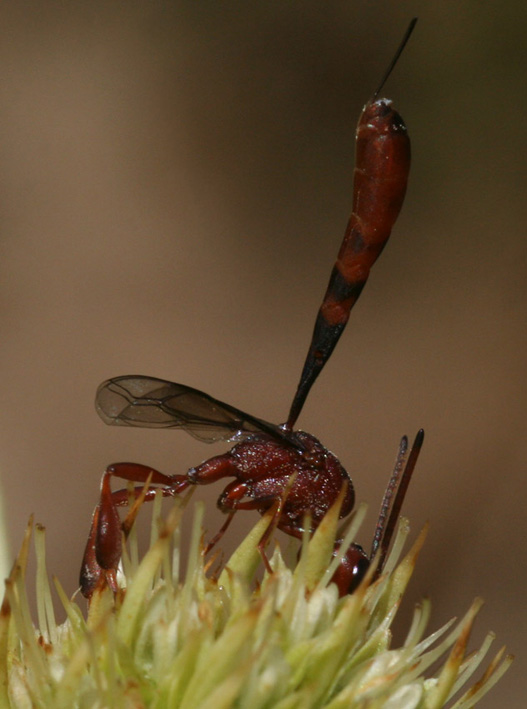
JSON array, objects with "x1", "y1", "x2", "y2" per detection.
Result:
[
  {"x1": 347, "y1": 555, "x2": 370, "y2": 593},
  {"x1": 330, "y1": 544, "x2": 370, "y2": 596}
]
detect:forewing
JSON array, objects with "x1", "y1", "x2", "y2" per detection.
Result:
[{"x1": 95, "y1": 375, "x2": 290, "y2": 444}]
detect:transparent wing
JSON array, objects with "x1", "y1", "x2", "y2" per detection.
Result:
[{"x1": 95, "y1": 375, "x2": 293, "y2": 445}]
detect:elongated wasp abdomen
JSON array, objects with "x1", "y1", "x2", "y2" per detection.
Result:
[{"x1": 287, "y1": 19, "x2": 416, "y2": 429}]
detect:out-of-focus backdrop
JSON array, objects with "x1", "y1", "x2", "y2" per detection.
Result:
[{"x1": 0, "y1": 2, "x2": 524, "y2": 703}]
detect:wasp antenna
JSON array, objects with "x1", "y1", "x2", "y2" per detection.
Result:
[
  {"x1": 372, "y1": 17, "x2": 418, "y2": 100},
  {"x1": 372, "y1": 428, "x2": 424, "y2": 571},
  {"x1": 370, "y1": 434, "x2": 408, "y2": 560}
]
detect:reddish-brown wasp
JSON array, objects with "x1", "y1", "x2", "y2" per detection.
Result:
[{"x1": 81, "y1": 19, "x2": 421, "y2": 599}]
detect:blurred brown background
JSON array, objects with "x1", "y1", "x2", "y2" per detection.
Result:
[{"x1": 0, "y1": 1, "x2": 525, "y2": 704}]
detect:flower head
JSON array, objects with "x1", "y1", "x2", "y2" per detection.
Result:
[{"x1": 0, "y1": 492, "x2": 512, "y2": 708}]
